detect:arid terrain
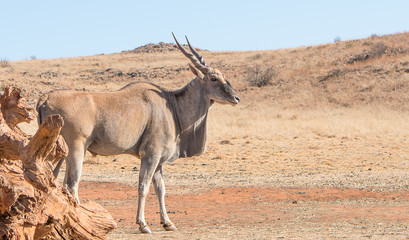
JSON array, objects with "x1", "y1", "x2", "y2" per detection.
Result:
[{"x1": 2, "y1": 32, "x2": 409, "y2": 239}]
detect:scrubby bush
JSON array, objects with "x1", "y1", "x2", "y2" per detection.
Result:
[
  {"x1": 245, "y1": 65, "x2": 276, "y2": 87},
  {"x1": 369, "y1": 42, "x2": 388, "y2": 58},
  {"x1": 334, "y1": 36, "x2": 342, "y2": 43},
  {"x1": 0, "y1": 59, "x2": 10, "y2": 68}
]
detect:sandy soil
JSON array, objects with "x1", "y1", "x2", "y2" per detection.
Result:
[{"x1": 71, "y1": 133, "x2": 409, "y2": 240}]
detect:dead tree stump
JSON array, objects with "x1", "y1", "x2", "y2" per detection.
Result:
[{"x1": 0, "y1": 86, "x2": 116, "y2": 239}]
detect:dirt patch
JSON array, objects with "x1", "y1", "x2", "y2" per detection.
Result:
[{"x1": 79, "y1": 181, "x2": 409, "y2": 239}]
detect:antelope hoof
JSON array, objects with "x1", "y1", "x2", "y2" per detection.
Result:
[
  {"x1": 139, "y1": 226, "x2": 152, "y2": 234},
  {"x1": 163, "y1": 223, "x2": 177, "y2": 231}
]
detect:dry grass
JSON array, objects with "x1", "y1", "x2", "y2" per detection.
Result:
[
  {"x1": 5, "y1": 33, "x2": 409, "y2": 239},
  {"x1": 208, "y1": 104, "x2": 409, "y2": 140},
  {"x1": 4, "y1": 31, "x2": 409, "y2": 164},
  {"x1": 2, "y1": 32, "x2": 409, "y2": 110},
  {"x1": 5, "y1": 32, "x2": 409, "y2": 160}
]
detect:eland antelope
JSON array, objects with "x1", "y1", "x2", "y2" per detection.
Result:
[{"x1": 36, "y1": 33, "x2": 240, "y2": 233}]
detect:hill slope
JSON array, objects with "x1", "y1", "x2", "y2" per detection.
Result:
[{"x1": 1, "y1": 32, "x2": 409, "y2": 110}]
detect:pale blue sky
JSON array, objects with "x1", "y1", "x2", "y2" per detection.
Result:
[{"x1": 1, "y1": 0, "x2": 408, "y2": 61}]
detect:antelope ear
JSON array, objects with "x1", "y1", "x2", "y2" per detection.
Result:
[{"x1": 188, "y1": 63, "x2": 204, "y2": 80}]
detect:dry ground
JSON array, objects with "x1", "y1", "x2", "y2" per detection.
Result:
[
  {"x1": 18, "y1": 106, "x2": 409, "y2": 239},
  {"x1": 4, "y1": 32, "x2": 409, "y2": 239}
]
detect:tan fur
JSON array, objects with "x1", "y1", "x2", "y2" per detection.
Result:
[{"x1": 36, "y1": 36, "x2": 239, "y2": 233}]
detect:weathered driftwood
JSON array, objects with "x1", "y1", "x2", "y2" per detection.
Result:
[{"x1": 0, "y1": 86, "x2": 116, "y2": 239}]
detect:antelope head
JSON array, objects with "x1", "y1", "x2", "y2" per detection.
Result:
[{"x1": 172, "y1": 33, "x2": 240, "y2": 105}]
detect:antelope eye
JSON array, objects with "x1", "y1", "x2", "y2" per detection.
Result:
[{"x1": 211, "y1": 77, "x2": 217, "y2": 82}]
